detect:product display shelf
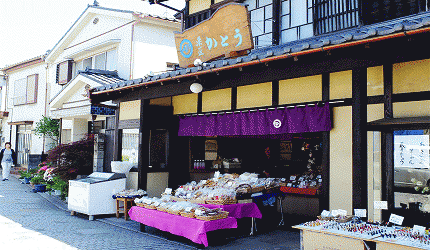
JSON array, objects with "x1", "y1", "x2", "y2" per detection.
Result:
[{"x1": 293, "y1": 222, "x2": 430, "y2": 250}]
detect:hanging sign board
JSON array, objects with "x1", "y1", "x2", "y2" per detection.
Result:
[{"x1": 174, "y1": 3, "x2": 253, "y2": 68}]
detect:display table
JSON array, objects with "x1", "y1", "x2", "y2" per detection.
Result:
[
  {"x1": 128, "y1": 206, "x2": 237, "y2": 247},
  {"x1": 292, "y1": 225, "x2": 370, "y2": 250},
  {"x1": 201, "y1": 203, "x2": 262, "y2": 219},
  {"x1": 293, "y1": 225, "x2": 430, "y2": 250}
]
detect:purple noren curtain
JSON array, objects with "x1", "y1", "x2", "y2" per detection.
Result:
[{"x1": 178, "y1": 103, "x2": 332, "y2": 136}]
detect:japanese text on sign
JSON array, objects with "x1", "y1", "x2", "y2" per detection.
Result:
[
  {"x1": 174, "y1": 3, "x2": 253, "y2": 68},
  {"x1": 394, "y1": 135, "x2": 429, "y2": 169}
]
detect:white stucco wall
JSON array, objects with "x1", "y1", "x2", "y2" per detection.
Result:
[
  {"x1": 132, "y1": 21, "x2": 180, "y2": 79},
  {"x1": 2, "y1": 62, "x2": 48, "y2": 154}
]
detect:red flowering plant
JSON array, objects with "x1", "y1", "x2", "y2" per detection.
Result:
[{"x1": 45, "y1": 134, "x2": 95, "y2": 182}]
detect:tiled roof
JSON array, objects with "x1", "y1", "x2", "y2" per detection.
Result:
[
  {"x1": 91, "y1": 11, "x2": 430, "y2": 94},
  {"x1": 79, "y1": 68, "x2": 125, "y2": 86}
]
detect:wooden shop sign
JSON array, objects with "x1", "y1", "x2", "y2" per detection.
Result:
[{"x1": 175, "y1": 3, "x2": 253, "y2": 68}]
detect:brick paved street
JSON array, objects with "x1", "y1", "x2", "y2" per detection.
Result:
[{"x1": 0, "y1": 174, "x2": 300, "y2": 250}]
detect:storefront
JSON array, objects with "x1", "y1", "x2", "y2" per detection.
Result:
[{"x1": 90, "y1": 7, "x2": 430, "y2": 231}]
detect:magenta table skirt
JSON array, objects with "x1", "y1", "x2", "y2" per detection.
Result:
[
  {"x1": 201, "y1": 203, "x2": 262, "y2": 219},
  {"x1": 128, "y1": 206, "x2": 237, "y2": 247}
]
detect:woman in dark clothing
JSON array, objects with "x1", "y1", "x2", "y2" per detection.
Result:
[{"x1": 0, "y1": 142, "x2": 17, "y2": 181}]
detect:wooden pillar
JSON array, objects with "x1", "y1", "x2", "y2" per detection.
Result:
[
  {"x1": 197, "y1": 92, "x2": 203, "y2": 113},
  {"x1": 272, "y1": 0, "x2": 281, "y2": 45},
  {"x1": 272, "y1": 80, "x2": 279, "y2": 106},
  {"x1": 320, "y1": 72, "x2": 330, "y2": 211},
  {"x1": 138, "y1": 99, "x2": 150, "y2": 190},
  {"x1": 231, "y1": 86, "x2": 237, "y2": 110},
  {"x1": 352, "y1": 67, "x2": 368, "y2": 210},
  {"x1": 382, "y1": 63, "x2": 394, "y2": 221}
]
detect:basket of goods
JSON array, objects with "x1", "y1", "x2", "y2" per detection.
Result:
[
  {"x1": 334, "y1": 215, "x2": 354, "y2": 223},
  {"x1": 205, "y1": 188, "x2": 237, "y2": 205},
  {"x1": 113, "y1": 189, "x2": 147, "y2": 199},
  {"x1": 235, "y1": 184, "x2": 253, "y2": 200},
  {"x1": 205, "y1": 195, "x2": 237, "y2": 205},
  {"x1": 179, "y1": 205, "x2": 201, "y2": 218},
  {"x1": 194, "y1": 208, "x2": 229, "y2": 221},
  {"x1": 157, "y1": 202, "x2": 174, "y2": 212},
  {"x1": 167, "y1": 203, "x2": 186, "y2": 215}
]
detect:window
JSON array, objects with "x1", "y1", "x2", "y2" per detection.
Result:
[
  {"x1": 245, "y1": 0, "x2": 274, "y2": 48},
  {"x1": 13, "y1": 74, "x2": 38, "y2": 105},
  {"x1": 313, "y1": 0, "x2": 359, "y2": 35},
  {"x1": 56, "y1": 60, "x2": 73, "y2": 85},
  {"x1": 362, "y1": 0, "x2": 428, "y2": 26},
  {"x1": 121, "y1": 129, "x2": 139, "y2": 168},
  {"x1": 394, "y1": 130, "x2": 430, "y2": 213},
  {"x1": 73, "y1": 49, "x2": 117, "y2": 78},
  {"x1": 280, "y1": 0, "x2": 314, "y2": 43}
]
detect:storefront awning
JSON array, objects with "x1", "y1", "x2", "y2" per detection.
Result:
[
  {"x1": 367, "y1": 116, "x2": 430, "y2": 131},
  {"x1": 178, "y1": 103, "x2": 331, "y2": 136}
]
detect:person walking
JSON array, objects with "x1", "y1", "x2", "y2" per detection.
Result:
[{"x1": 0, "y1": 142, "x2": 17, "y2": 181}]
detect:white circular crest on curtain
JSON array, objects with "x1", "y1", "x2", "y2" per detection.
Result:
[{"x1": 273, "y1": 119, "x2": 282, "y2": 128}]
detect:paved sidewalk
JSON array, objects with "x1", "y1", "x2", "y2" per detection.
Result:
[{"x1": 0, "y1": 174, "x2": 300, "y2": 250}]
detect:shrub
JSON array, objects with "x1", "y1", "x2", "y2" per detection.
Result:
[{"x1": 45, "y1": 134, "x2": 95, "y2": 181}]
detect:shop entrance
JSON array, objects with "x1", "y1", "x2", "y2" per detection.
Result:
[{"x1": 139, "y1": 105, "x2": 189, "y2": 197}]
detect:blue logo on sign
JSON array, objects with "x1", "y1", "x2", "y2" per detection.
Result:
[{"x1": 179, "y1": 39, "x2": 193, "y2": 58}]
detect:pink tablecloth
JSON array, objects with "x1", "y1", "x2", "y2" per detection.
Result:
[
  {"x1": 128, "y1": 206, "x2": 237, "y2": 247},
  {"x1": 201, "y1": 203, "x2": 262, "y2": 219}
]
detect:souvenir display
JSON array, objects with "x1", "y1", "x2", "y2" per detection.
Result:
[
  {"x1": 298, "y1": 217, "x2": 430, "y2": 249},
  {"x1": 134, "y1": 197, "x2": 229, "y2": 221},
  {"x1": 172, "y1": 172, "x2": 285, "y2": 203},
  {"x1": 113, "y1": 189, "x2": 146, "y2": 198}
]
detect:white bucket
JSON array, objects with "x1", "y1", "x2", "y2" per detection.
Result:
[{"x1": 111, "y1": 161, "x2": 133, "y2": 173}]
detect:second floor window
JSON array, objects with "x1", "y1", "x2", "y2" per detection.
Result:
[
  {"x1": 73, "y1": 49, "x2": 117, "y2": 77},
  {"x1": 13, "y1": 74, "x2": 38, "y2": 105},
  {"x1": 246, "y1": 0, "x2": 274, "y2": 48}
]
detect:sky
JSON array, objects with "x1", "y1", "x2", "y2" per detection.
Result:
[{"x1": 0, "y1": 0, "x2": 185, "y2": 69}]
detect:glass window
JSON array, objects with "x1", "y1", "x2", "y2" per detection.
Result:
[
  {"x1": 121, "y1": 129, "x2": 139, "y2": 168},
  {"x1": 106, "y1": 50, "x2": 117, "y2": 71},
  {"x1": 394, "y1": 130, "x2": 430, "y2": 213},
  {"x1": 94, "y1": 53, "x2": 106, "y2": 70},
  {"x1": 83, "y1": 57, "x2": 92, "y2": 70}
]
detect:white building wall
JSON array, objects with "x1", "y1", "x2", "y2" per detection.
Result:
[
  {"x1": 71, "y1": 118, "x2": 88, "y2": 141},
  {"x1": 132, "y1": 22, "x2": 180, "y2": 79},
  {"x1": 2, "y1": 62, "x2": 48, "y2": 155}
]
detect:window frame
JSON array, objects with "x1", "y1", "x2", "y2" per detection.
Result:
[{"x1": 13, "y1": 74, "x2": 38, "y2": 106}]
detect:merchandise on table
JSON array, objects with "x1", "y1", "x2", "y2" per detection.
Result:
[
  {"x1": 298, "y1": 217, "x2": 430, "y2": 248},
  {"x1": 113, "y1": 189, "x2": 146, "y2": 198},
  {"x1": 134, "y1": 197, "x2": 230, "y2": 221},
  {"x1": 171, "y1": 172, "x2": 285, "y2": 203}
]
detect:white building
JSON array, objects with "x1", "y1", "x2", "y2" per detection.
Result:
[
  {"x1": 45, "y1": 4, "x2": 181, "y2": 143},
  {"x1": 0, "y1": 4, "x2": 181, "y2": 171},
  {"x1": 0, "y1": 55, "x2": 49, "y2": 169}
]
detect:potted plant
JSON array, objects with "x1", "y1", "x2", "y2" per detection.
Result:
[
  {"x1": 19, "y1": 171, "x2": 33, "y2": 184},
  {"x1": 50, "y1": 177, "x2": 67, "y2": 196},
  {"x1": 30, "y1": 175, "x2": 46, "y2": 192}
]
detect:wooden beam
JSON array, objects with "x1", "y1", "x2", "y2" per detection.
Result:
[
  {"x1": 320, "y1": 72, "x2": 330, "y2": 211},
  {"x1": 352, "y1": 67, "x2": 368, "y2": 210},
  {"x1": 272, "y1": 80, "x2": 279, "y2": 106},
  {"x1": 382, "y1": 63, "x2": 394, "y2": 221}
]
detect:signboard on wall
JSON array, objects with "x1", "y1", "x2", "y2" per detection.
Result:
[
  {"x1": 394, "y1": 135, "x2": 429, "y2": 168},
  {"x1": 174, "y1": 3, "x2": 253, "y2": 68}
]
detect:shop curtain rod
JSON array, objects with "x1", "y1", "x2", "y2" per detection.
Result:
[{"x1": 181, "y1": 100, "x2": 344, "y2": 117}]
